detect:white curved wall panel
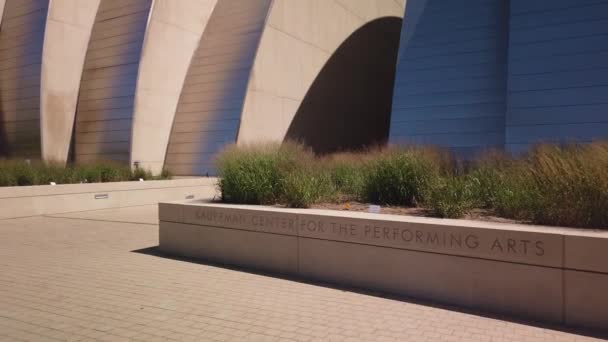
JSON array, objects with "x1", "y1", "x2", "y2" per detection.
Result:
[
  {"x1": 130, "y1": 0, "x2": 217, "y2": 174},
  {"x1": 165, "y1": 0, "x2": 404, "y2": 175},
  {"x1": 238, "y1": 0, "x2": 405, "y2": 146},
  {"x1": 0, "y1": 0, "x2": 6, "y2": 26},
  {"x1": 164, "y1": 0, "x2": 273, "y2": 176},
  {"x1": 3, "y1": 0, "x2": 606, "y2": 174},
  {"x1": 40, "y1": 0, "x2": 100, "y2": 163}
]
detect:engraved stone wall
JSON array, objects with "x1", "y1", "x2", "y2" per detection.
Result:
[{"x1": 159, "y1": 201, "x2": 608, "y2": 332}]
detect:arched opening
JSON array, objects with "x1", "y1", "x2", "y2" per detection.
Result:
[{"x1": 284, "y1": 17, "x2": 403, "y2": 154}]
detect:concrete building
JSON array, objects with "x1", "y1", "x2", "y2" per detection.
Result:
[{"x1": 0, "y1": 0, "x2": 607, "y2": 175}]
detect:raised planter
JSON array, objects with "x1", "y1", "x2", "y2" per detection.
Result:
[
  {"x1": 159, "y1": 200, "x2": 608, "y2": 333},
  {"x1": 0, "y1": 178, "x2": 217, "y2": 219}
]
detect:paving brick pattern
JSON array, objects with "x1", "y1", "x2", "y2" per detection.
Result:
[{"x1": 0, "y1": 206, "x2": 605, "y2": 342}]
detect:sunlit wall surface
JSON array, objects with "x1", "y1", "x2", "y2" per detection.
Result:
[
  {"x1": 0, "y1": 0, "x2": 607, "y2": 175},
  {"x1": 164, "y1": 0, "x2": 272, "y2": 176}
]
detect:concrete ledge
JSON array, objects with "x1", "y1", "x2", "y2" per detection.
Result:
[
  {"x1": 159, "y1": 201, "x2": 608, "y2": 332},
  {"x1": 0, "y1": 178, "x2": 217, "y2": 219}
]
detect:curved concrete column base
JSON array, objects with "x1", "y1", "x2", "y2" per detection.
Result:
[{"x1": 130, "y1": 0, "x2": 217, "y2": 175}]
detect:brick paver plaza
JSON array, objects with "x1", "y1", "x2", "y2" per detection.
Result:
[{"x1": 1, "y1": 205, "x2": 605, "y2": 342}]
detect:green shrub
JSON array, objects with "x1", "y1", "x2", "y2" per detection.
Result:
[
  {"x1": 216, "y1": 143, "x2": 313, "y2": 204},
  {"x1": 0, "y1": 159, "x2": 166, "y2": 187},
  {"x1": 466, "y1": 152, "x2": 509, "y2": 208},
  {"x1": 494, "y1": 143, "x2": 608, "y2": 228},
  {"x1": 36, "y1": 163, "x2": 78, "y2": 184},
  {"x1": 322, "y1": 154, "x2": 368, "y2": 200},
  {"x1": 493, "y1": 165, "x2": 539, "y2": 222},
  {"x1": 426, "y1": 176, "x2": 474, "y2": 218},
  {"x1": 217, "y1": 144, "x2": 281, "y2": 204},
  {"x1": 158, "y1": 168, "x2": 172, "y2": 180},
  {"x1": 279, "y1": 167, "x2": 334, "y2": 208},
  {"x1": 13, "y1": 162, "x2": 39, "y2": 186},
  {"x1": 217, "y1": 142, "x2": 338, "y2": 207},
  {"x1": 0, "y1": 168, "x2": 17, "y2": 186},
  {"x1": 214, "y1": 141, "x2": 608, "y2": 229},
  {"x1": 362, "y1": 148, "x2": 440, "y2": 206},
  {"x1": 75, "y1": 164, "x2": 100, "y2": 183},
  {"x1": 131, "y1": 166, "x2": 153, "y2": 181}
]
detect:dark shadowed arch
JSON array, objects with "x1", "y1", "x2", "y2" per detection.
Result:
[{"x1": 284, "y1": 17, "x2": 403, "y2": 154}]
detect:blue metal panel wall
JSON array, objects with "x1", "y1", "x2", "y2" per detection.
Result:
[
  {"x1": 0, "y1": 0, "x2": 48, "y2": 158},
  {"x1": 506, "y1": 0, "x2": 608, "y2": 152},
  {"x1": 74, "y1": 0, "x2": 151, "y2": 164},
  {"x1": 389, "y1": 0, "x2": 509, "y2": 155},
  {"x1": 164, "y1": 0, "x2": 272, "y2": 176}
]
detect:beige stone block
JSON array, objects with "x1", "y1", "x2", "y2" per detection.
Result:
[
  {"x1": 298, "y1": 237, "x2": 563, "y2": 323},
  {"x1": 565, "y1": 234, "x2": 608, "y2": 273},
  {"x1": 238, "y1": 90, "x2": 285, "y2": 143},
  {"x1": 47, "y1": 0, "x2": 100, "y2": 29},
  {"x1": 158, "y1": 202, "x2": 185, "y2": 223},
  {"x1": 0, "y1": 179, "x2": 216, "y2": 219},
  {"x1": 375, "y1": 0, "x2": 407, "y2": 18},
  {"x1": 0, "y1": 178, "x2": 215, "y2": 199},
  {"x1": 135, "y1": 23, "x2": 200, "y2": 92},
  {"x1": 315, "y1": 0, "x2": 366, "y2": 52},
  {"x1": 297, "y1": 212, "x2": 563, "y2": 267},
  {"x1": 251, "y1": 28, "x2": 298, "y2": 97},
  {"x1": 342, "y1": 0, "x2": 404, "y2": 21},
  {"x1": 0, "y1": 0, "x2": 5, "y2": 27},
  {"x1": 280, "y1": 98, "x2": 300, "y2": 135},
  {"x1": 565, "y1": 270, "x2": 608, "y2": 331},
  {"x1": 151, "y1": 0, "x2": 216, "y2": 34},
  {"x1": 253, "y1": 27, "x2": 328, "y2": 101},
  {"x1": 159, "y1": 221, "x2": 298, "y2": 274},
  {"x1": 267, "y1": 0, "x2": 364, "y2": 53},
  {"x1": 131, "y1": 91, "x2": 179, "y2": 173}
]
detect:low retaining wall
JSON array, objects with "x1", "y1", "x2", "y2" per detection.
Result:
[
  {"x1": 159, "y1": 201, "x2": 608, "y2": 333},
  {"x1": 0, "y1": 178, "x2": 217, "y2": 219}
]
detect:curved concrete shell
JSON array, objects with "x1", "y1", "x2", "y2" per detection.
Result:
[
  {"x1": 164, "y1": 0, "x2": 274, "y2": 175},
  {"x1": 1, "y1": 0, "x2": 607, "y2": 175},
  {"x1": 40, "y1": 0, "x2": 100, "y2": 163},
  {"x1": 130, "y1": 0, "x2": 217, "y2": 174},
  {"x1": 239, "y1": 1, "x2": 405, "y2": 151},
  {"x1": 0, "y1": 0, "x2": 6, "y2": 26},
  {"x1": 73, "y1": 0, "x2": 152, "y2": 164},
  {"x1": 165, "y1": 0, "x2": 405, "y2": 175},
  {"x1": 0, "y1": 0, "x2": 49, "y2": 158}
]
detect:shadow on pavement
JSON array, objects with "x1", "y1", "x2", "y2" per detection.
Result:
[{"x1": 133, "y1": 246, "x2": 607, "y2": 341}]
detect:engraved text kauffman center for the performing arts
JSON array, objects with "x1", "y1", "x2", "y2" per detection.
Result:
[{"x1": 193, "y1": 208, "x2": 546, "y2": 258}]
